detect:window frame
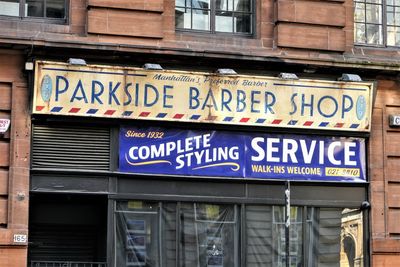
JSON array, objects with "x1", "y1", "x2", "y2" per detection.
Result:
[
  {"x1": 175, "y1": 0, "x2": 256, "y2": 37},
  {"x1": 354, "y1": 0, "x2": 400, "y2": 48},
  {"x1": 0, "y1": 0, "x2": 69, "y2": 24},
  {"x1": 112, "y1": 199, "x2": 368, "y2": 267}
]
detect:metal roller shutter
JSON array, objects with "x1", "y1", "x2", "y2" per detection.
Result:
[{"x1": 32, "y1": 125, "x2": 111, "y2": 171}]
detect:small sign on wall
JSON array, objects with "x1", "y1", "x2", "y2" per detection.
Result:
[
  {"x1": 13, "y1": 234, "x2": 27, "y2": 244},
  {"x1": 389, "y1": 115, "x2": 400, "y2": 127},
  {"x1": 0, "y1": 119, "x2": 10, "y2": 134}
]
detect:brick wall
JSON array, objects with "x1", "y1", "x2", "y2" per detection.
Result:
[
  {"x1": 0, "y1": 50, "x2": 30, "y2": 267},
  {"x1": 370, "y1": 78, "x2": 400, "y2": 265}
]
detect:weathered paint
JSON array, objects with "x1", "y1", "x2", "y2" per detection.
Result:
[{"x1": 33, "y1": 61, "x2": 375, "y2": 132}]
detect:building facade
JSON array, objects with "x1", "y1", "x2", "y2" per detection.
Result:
[{"x1": 0, "y1": 0, "x2": 398, "y2": 266}]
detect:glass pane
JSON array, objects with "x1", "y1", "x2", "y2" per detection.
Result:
[
  {"x1": 192, "y1": 9, "x2": 210, "y2": 30},
  {"x1": 216, "y1": 11, "x2": 233, "y2": 32},
  {"x1": 180, "y1": 203, "x2": 238, "y2": 267},
  {"x1": 396, "y1": 29, "x2": 400, "y2": 46},
  {"x1": 366, "y1": 24, "x2": 383, "y2": 44},
  {"x1": 162, "y1": 203, "x2": 177, "y2": 267},
  {"x1": 0, "y1": 0, "x2": 19, "y2": 16},
  {"x1": 355, "y1": 3, "x2": 366, "y2": 23},
  {"x1": 365, "y1": 4, "x2": 382, "y2": 24},
  {"x1": 235, "y1": 13, "x2": 251, "y2": 33},
  {"x1": 305, "y1": 208, "x2": 364, "y2": 267},
  {"x1": 175, "y1": 7, "x2": 189, "y2": 28},
  {"x1": 387, "y1": 26, "x2": 400, "y2": 46},
  {"x1": 216, "y1": 0, "x2": 233, "y2": 11},
  {"x1": 176, "y1": 0, "x2": 189, "y2": 7},
  {"x1": 355, "y1": 23, "x2": 366, "y2": 43},
  {"x1": 395, "y1": 10, "x2": 400, "y2": 26},
  {"x1": 245, "y1": 206, "x2": 274, "y2": 267},
  {"x1": 388, "y1": 0, "x2": 394, "y2": 5},
  {"x1": 272, "y1": 206, "x2": 303, "y2": 267},
  {"x1": 366, "y1": 0, "x2": 381, "y2": 4},
  {"x1": 387, "y1": 6, "x2": 395, "y2": 25},
  {"x1": 192, "y1": 0, "x2": 210, "y2": 9},
  {"x1": 340, "y1": 209, "x2": 364, "y2": 267},
  {"x1": 395, "y1": 0, "x2": 400, "y2": 5},
  {"x1": 27, "y1": 0, "x2": 44, "y2": 17},
  {"x1": 46, "y1": 0, "x2": 65, "y2": 18},
  {"x1": 235, "y1": 0, "x2": 251, "y2": 11},
  {"x1": 115, "y1": 201, "x2": 160, "y2": 267}
]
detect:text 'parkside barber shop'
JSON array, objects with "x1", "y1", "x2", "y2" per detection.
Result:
[{"x1": 33, "y1": 61, "x2": 374, "y2": 132}]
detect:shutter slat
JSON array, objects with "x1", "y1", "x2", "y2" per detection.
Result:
[{"x1": 32, "y1": 125, "x2": 111, "y2": 170}]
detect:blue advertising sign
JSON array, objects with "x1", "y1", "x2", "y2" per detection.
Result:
[{"x1": 119, "y1": 127, "x2": 366, "y2": 182}]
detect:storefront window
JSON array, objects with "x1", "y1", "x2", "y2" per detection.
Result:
[
  {"x1": 272, "y1": 206, "x2": 303, "y2": 267},
  {"x1": 114, "y1": 201, "x2": 364, "y2": 267},
  {"x1": 115, "y1": 201, "x2": 161, "y2": 267},
  {"x1": 180, "y1": 203, "x2": 238, "y2": 267}
]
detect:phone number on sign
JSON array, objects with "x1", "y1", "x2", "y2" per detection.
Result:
[{"x1": 325, "y1": 167, "x2": 360, "y2": 177}]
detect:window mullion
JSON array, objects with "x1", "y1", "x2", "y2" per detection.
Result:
[
  {"x1": 383, "y1": 0, "x2": 387, "y2": 46},
  {"x1": 211, "y1": 0, "x2": 215, "y2": 33},
  {"x1": 20, "y1": 0, "x2": 26, "y2": 17},
  {"x1": 176, "y1": 202, "x2": 181, "y2": 267},
  {"x1": 44, "y1": 0, "x2": 47, "y2": 18}
]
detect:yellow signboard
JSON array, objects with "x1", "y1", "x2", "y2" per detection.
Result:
[{"x1": 33, "y1": 61, "x2": 374, "y2": 132}]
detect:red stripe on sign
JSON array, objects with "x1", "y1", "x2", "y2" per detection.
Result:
[
  {"x1": 173, "y1": 114, "x2": 184, "y2": 119},
  {"x1": 69, "y1": 108, "x2": 81, "y2": 113},
  {"x1": 335, "y1": 123, "x2": 344, "y2": 128},
  {"x1": 36, "y1": 106, "x2": 45, "y2": 111},
  {"x1": 303, "y1": 121, "x2": 313, "y2": 126},
  {"x1": 271, "y1": 119, "x2": 282, "y2": 124},
  {"x1": 139, "y1": 112, "x2": 150, "y2": 117},
  {"x1": 104, "y1": 110, "x2": 116, "y2": 115},
  {"x1": 240, "y1": 118, "x2": 250, "y2": 123}
]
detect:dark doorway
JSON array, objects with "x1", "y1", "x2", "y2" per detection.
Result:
[{"x1": 28, "y1": 193, "x2": 108, "y2": 265}]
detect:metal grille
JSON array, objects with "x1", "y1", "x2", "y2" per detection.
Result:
[
  {"x1": 29, "y1": 261, "x2": 107, "y2": 267},
  {"x1": 32, "y1": 125, "x2": 111, "y2": 170}
]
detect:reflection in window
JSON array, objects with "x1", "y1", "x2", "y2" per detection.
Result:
[
  {"x1": 175, "y1": 0, "x2": 253, "y2": 34},
  {"x1": 340, "y1": 209, "x2": 364, "y2": 267},
  {"x1": 272, "y1": 206, "x2": 303, "y2": 267},
  {"x1": 180, "y1": 203, "x2": 239, "y2": 267},
  {"x1": 115, "y1": 201, "x2": 364, "y2": 266},
  {"x1": 354, "y1": 0, "x2": 400, "y2": 46},
  {"x1": 386, "y1": 0, "x2": 400, "y2": 45},
  {"x1": 0, "y1": 0, "x2": 66, "y2": 19},
  {"x1": 354, "y1": 0, "x2": 383, "y2": 45},
  {"x1": 115, "y1": 201, "x2": 160, "y2": 267}
]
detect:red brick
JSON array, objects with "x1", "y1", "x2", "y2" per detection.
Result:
[
  {"x1": 373, "y1": 254, "x2": 400, "y2": 266},
  {"x1": 0, "y1": 143, "x2": 9, "y2": 167},
  {"x1": 0, "y1": 83, "x2": 11, "y2": 111},
  {"x1": 0, "y1": 198, "x2": 7, "y2": 224},
  {"x1": 277, "y1": 0, "x2": 345, "y2": 26},
  {"x1": 388, "y1": 208, "x2": 400, "y2": 233},
  {"x1": 277, "y1": 23, "x2": 345, "y2": 51},
  {"x1": 88, "y1": 0, "x2": 163, "y2": 12},
  {"x1": 88, "y1": 8, "x2": 163, "y2": 38},
  {"x1": 0, "y1": 246, "x2": 27, "y2": 267},
  {"x1": 70, "y1": 7, "x2": 87, "y2": 27},
  {"x1": 385, "y1": 132, "x2": 400, "y2": 156},
  {"x1": 388, "y1": 183, "x2": 400, "y2": 207},
  {"x1": 371, "y1": 190, "x2": 385, "y2": 237},
  {"x1": 0, "y1": 170, "x2": 7, "y2": 195}
]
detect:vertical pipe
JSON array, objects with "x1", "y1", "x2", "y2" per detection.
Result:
[{"x1": 285, "y1": 181, "x2": 290, "y2": 267}]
